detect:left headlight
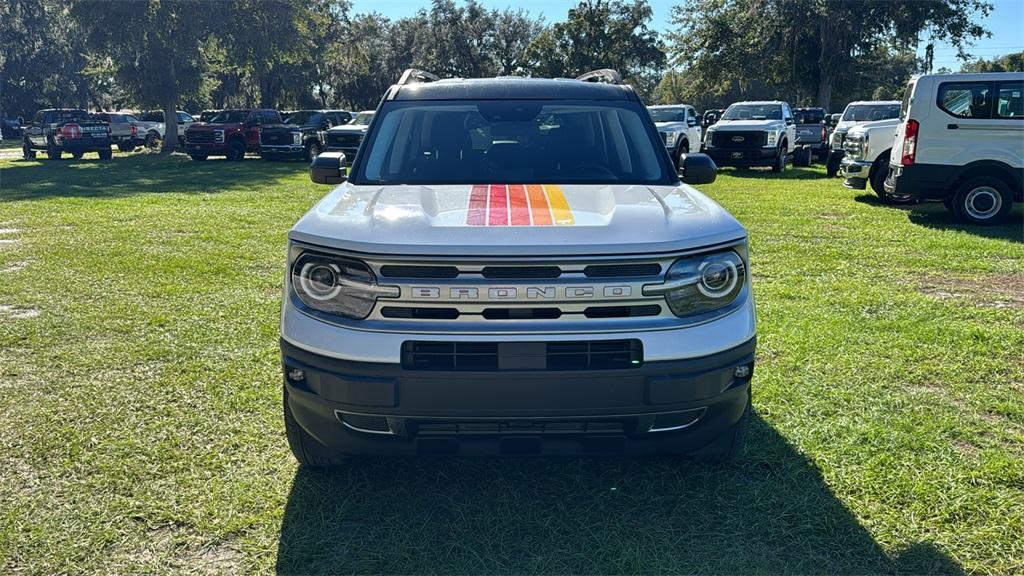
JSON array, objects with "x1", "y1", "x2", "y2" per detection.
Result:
[
  {"x1": 291, "y1": 250, "x2": 399, "y2": 320},
  {"x1": 664, "y1": 130, "x2": 682, "y2": 147},
  {"x1": 643, "y1": 249, "x2": 747, "y2": 320},
  {"x1": 292, "y1": 132, "x2": 302, "y2": 145},
  {"x1": 765, "y1": 130, "x2": 781, "y2": 147}
]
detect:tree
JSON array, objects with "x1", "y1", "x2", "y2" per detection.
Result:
[
  {"x1": 525, "y1": 0, "x2": 666, "y2": 98},
  {"x1": 668, "y1": 0, "x2": 992, "y2": 109},
  {"x1": 961, "y1": 51, "x2": 1024, "y2": 73},
  {"x1": 72, "y1": 0, "x2": 220, "y2": 153}
]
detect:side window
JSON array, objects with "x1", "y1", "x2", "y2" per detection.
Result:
[
  {"x1": 938, "y1": 82, "x2": 992, "y2": 119},
  {"x1": 177, "y1": 112, "x2": 194, "y2": 123},
  {"x1": 266, "y1": 111, "x2": 282, "y2": 124},
  {"x1": 995, "y1": 81, "x2": 1023, "y2": 119},
  {"x1": 33, "y1": 111, "x2": 44, "y2": 124},
  {"x1": 783, "y1": 104, "x2": 792, "y2": 122}
]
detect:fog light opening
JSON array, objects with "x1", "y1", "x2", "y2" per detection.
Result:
[
  {"x1": 733, "y1": 364, "x2": 752, "y2": 379},
  {"x1": 286, "y1": 368, "x2": 306, "y2": 383}
]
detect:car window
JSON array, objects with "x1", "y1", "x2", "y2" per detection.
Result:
[
  {"x1": 261, "y1": 111, "x2": 282, "y2": 124},
  {"x1": 722, "y1": 104, "x2": 782, "y2": 121},
  {"x1": 177, "y1": 112, "x2": 194, "y2": 123},
  {"x1": 647, "y1": 107, "x2": 687, "y2": 123},
  {"x1": 357, "y1": 100, "x2": 670, "y2": 186},
  {"x1": 350, "y1": 112, "x2": 375, "y2": 126},
  {"x1": 212, "y1": 110, "x2": 249, "y2": 123},
  {"x1": 995, "y1": 81, "x2": 1023, "y2": 119},
  {"x1": 842, "y1": 104, "x2": 901, "y2": 122},
  {"x1": 937, "y1": 82, "x2": 992, "y2": 119}
]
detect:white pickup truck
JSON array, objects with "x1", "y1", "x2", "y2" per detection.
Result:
[
  {"x1": 134, "y1": 110, "x2": 196, "y2": 148},
  {"x1": 280, "y1": 69, "x2": 756, "y2": 466},
  {"x1": 839, "y1": 118, "x2": 901, "y2": 200},
  {"x1": 647, "y1": 104, "x2": 702, "y2": 166}
]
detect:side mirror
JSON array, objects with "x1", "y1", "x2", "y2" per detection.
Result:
[
  {"x1": 310, "y1": 151, "x2": 347, "y2": 185},
  {"x1": 678, "y1": 153, "x2": 717, "y2": 185},
  {"x1": 785, "y1": 118, "x2": 794, "y2": 125},
  {"x1": 829, "y1": 113, "x2": 841, "y2": 126},
  {"x1": 686, "y1": 117, "x2": 698, "y2": 127}
]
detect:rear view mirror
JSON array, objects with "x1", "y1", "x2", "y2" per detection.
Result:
[
  {"x1": 678, "y1": 153, "x2": 717, "y2": 185},
  {"x1": 310, "y1": 152, "x2": 348, "y2": 185}
]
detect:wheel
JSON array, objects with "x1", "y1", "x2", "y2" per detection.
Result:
[
  {"x1": 98, "y1": 148, "x2": 112, "y2": 160},
  {"x1": 943, "y1": 196, "x2": 956, "y2": 212},
  {"x1": 871, "y1": 154, "x2": 913, "y2": 204},
  {"x1": 304, "y1": 140, "x2": 322, "y2": 162},
  {"x1": 72, "y1": 152, "x2": 84, "y2": 159},
  {"x1": 283, "y1": 388, "x2": 349, "y2": 468},
  {"x1": 145, "y1": 132, "x2": 160, "y2": 149},
  {"x1": 189, "y1": 154, "x2": 208, "y2": 161},
  {"x1": 22, "y1": 141, "x2": 36, "y2": 160},
  {"x1": 951, "y1": 176, "x2": 1014, "y2": 225},
  {"x1": 815, "y1": 147, "x2": 828, "y2": 163},
  {"x1": 226, "y1": 140, "x2": 246, "y2": 161},
  {"x1": 694, "y1": 391, "x2": 751, "y2": 464},
  {"x1": 46, "y1": 143, "x2": 62, "y2": 160},
  {"x1": 793, "y1": 146, "x2": 811, "y2": 167},
  {"x1": 117, "y1": 142, "x2": 136, "y2": 152},
  {"x1": 770, "y1": 147, "x2": 786, "y2": 173},
  {"x1": 826, "y1": 152, "x2": 841, "y2": 177}
]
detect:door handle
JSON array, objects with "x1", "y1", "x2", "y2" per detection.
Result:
[{"x1": 947, "y1": 123, "x2": 959, "y2": 130}]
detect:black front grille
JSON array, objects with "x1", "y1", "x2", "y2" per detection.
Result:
[
  {"x1": 481, "y1": 266, "x2": 561, "y2": 279},
  {"x1": 379, "y1": 265, "x2": 460, "y2": 278},
  {"x1": 260, "y1": 130, "x2": 293, "y2": 145},
  {"x1": 187, "y1": 131, "x2": 216, "y2": 143},
  {"x1": 327, "y1": 132, "x2": 363, "y2": 148},
  {"x1": 712, "y1": 131, "x2": 766, "y2": 148},
  {"x1": 583, "y1": 263, "x2": 661, "y2": 278},
  {"x1": 402, "y1": 340, "x2": 642, "y2": 371},
  {"x1": 413, "y1": 419, "x2": 628, "y2": 436}
]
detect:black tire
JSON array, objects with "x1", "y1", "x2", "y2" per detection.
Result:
[
  {"x1": 46, "y1": 143, "x2": 62, "y2": 160},
  {"x1": 951, "y1": 176, "x2": 1014, "y2": 225},
  {"x1": 283, "y1": 388, "x2": 349, "y2": 468},
  {"x1": 72, "y1": 152, "x2": 84, "y2": 159},
  {"x1": 305, "y1": 140, "x2": 322, "y2": 162},
  {"x1": 826, "y1": 153, "x2": 841, "y2": 177},
  {"x1": 770, "y1": 147, "x2": 786, "y2": 173},
  {"x1": 942, "y1": 196, "x2": 956, "y2": 213},
  {"x1": 145, "y1": 132, "x2": 160, "y2": 149},
  {"x1": 871, "y1": 154, "x2": 914, "y2": 205},
  {"x1": 22, "y1": 141, "x2": 36, "y2": 160},
  {"x1": 189, "y1": 154, "x2": 208, "y2": 161},
  {"x1": 98, "y1": 148, "x2": 112, "y2": 160},
  {"x1": 226, "y1": 140, "x2": 246, "y2": 161},
  {"x1": 793, "y1": 145, "x2": 811, "y2": 167},
  {"x1": 695, "y1": 391, "x2": 751, "y2": 464},
  {"x1": 117, "y1": 142, "x2": 136, "y2": 152},
  {"x1": 815, "y1": 147, "x2": 828, "y2": 163}
]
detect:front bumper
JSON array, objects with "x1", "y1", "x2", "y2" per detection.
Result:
[
  {"x1": 260, "y1": 144, "x2": 305, "y2": 159},
  {"x1": 282, "y1": 337, "x2": 755, "y2": 457},
  {"x1": 185, "y1": 142, "x2": 228, "y2": 155},
  {"x1": 840, "y1": 158, "x2": 872, "y2": 189},
  {"x1": 705, "y1": 147, "x2": 778, "y2": 167}
]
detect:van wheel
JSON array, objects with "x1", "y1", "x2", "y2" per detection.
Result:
[
  {"x1": 770, "y1": 148, "x2": 786, "y2": 173},
  {"x1": 283, "y1": 388, "x2": 349, "y2": 468},
  {"x1": 952, "y1": 176, "x2": 1014, "y2": 225},
  {"x1": 226, "y1": 140, "x2": 246, "y2": 161},
  {"x1": 22, "y1": 141, "x2": 36, "y2": 160},
  {"x1": 693, "y1": 391, "x2": 751, "y2": 464}
]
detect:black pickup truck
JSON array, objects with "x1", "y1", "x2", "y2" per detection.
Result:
[
  {"x1": 22, "y1": 109, "x2": 113, "y2": 160},
  {"x1": 259, "y1": 109, "x2": 352, "y2": 161}
]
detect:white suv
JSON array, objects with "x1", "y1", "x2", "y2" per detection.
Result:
[{"x1": 886, "y1": 72, "x2": 1023, "y2": 225}]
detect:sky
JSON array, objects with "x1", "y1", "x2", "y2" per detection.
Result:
[{"x1": 348, "y1": 0, "x2": 1024, "y2": 71}]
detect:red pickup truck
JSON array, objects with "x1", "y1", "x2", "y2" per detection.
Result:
[{"x1": 184, "y1": 109, "x2": 282, "y2": 161}]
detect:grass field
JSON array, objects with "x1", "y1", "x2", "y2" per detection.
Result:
[{"x1": 1, "y1": 153, "x2": 1022, "y2": 575}]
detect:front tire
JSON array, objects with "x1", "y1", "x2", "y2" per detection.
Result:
[
  {"x1": 22, "y1": 140, "x2": 36, "y2": 160},
  {"x1": 951, "y1": 176, "x2": 1014, "y2": 225},
  {"x1": 304, "y1": 140, "x2": 322, "y2": 162},
  {"x1": 145, "y1": 132, "x2": 160, "y2": 149},
  {"x1": 118, "y1": 142, "x2": 136, "y2": 152},
  {"x1": 226, "y1": 140, "x2": 246, "y2": 161},
  {"x1": 826, "y1": 152, "x2": 841, "y2": 177},
  {"x1": 98, "y1": 148, "x2": 112, "y2": 160},
  {"x1": 283, "y1": 388, "x2": 349, "y2": 468},
  {"x1": 770, "y1": 147, "x2": 786, "y2": 173}
]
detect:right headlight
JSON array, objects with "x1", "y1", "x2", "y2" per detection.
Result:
[
  {"x1": 290, "y1": 249, "x2": 398, "y2": 320},
  {"x1": 643, "y1": 250, "x2": 747, "y2": 320}
]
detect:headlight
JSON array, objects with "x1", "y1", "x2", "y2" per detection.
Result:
[
  {"x1": 643, "y1": 250, "x2": 746, "y2": 320},
  {"x1": 214, "y1": 129, "x2": 224, "y2": 142},
  {"x1": 293, "y1": 132, "x2": 302, "y2": 145},
  {"x1": 765, "y1": 130, "x2": 780, "y2": 147},
  {"x1": 704, "y1": 128, "x2": 715, "y2": 146},
  {"x1": 291, "y1": 250, "x2": 398, "y2": 319},
  {"x1": 664, "y1": 130, "x2": 682, "y2": 147}
]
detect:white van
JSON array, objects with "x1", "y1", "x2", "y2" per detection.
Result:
[{"x1": 885, "y1": 72, "x2": 1023, "y2": 224}]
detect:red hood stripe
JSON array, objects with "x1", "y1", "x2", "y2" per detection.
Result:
[
  {"x1": 488, "y1": 184, "x2": 508, "y2": 226},
  {"x1": 508, "y1": 184, "x2": 530, "y2": 225},
  {"x1": 467, "y1": 184, "x2": 488, "y2": 225}
]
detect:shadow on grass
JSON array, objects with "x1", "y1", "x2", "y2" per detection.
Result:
[
  {"x1": 276, "y1": 415, "x2": 963, "y2": 575},
  {"x1": 0, "y1": 152, "x2": 305, "y2": 202},
  {"x1": 717, "y1": 165, "x2": 827, "y2": 180},
  {"x1": 854, "y1": 194, "x2": 1024, "y2": 244}
]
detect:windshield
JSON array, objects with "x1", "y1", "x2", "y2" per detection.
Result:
[
  {"x1": 648, "y1": 107, "x2": 687, "y2": 123},
  {"x1": 285, "y1": 111, "x2": 322, "y2": 125},
  {"x1": 721, "y1": 104, "x2": 782, "y2": 121},
  {"x1": 354, "y1": 100, "x2": 671, "y2": 186},
  {"x1": 350, "y1": 112, "x2": 374, "y2": 126},
  {"x1": 200, "y1": 111, "x2": 219, "y2": 122},
  {"x1": 842, "y1": 104, "x2": 900, "y2": 122},
  {"x1": 211, "y1": 110, "x2": 249, "y2": 123}
]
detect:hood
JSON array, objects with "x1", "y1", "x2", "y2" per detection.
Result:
[
  {"x1": 328, "y1": 125, "x2": 369, "y2": 134},
  {"x1": 710, "y1": 119, "x2": 784, "y2": 130},
  {"x1": 847, "y1": 118, "x2": 899, "y2": 136},
  {"x1": 654, "y1": 121, "x2": 688, "y2": 131},
  {"x1": 189, "y1": 122, "x2": 243, "y2": 130},
  {"x1": 289, "y1": 183, "x2": 747, "y2": 257}
]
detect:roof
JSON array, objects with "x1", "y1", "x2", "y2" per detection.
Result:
[
  {"x1": 648, "y1": 104, "x2": 691, "y2": 109},
  {"x1": 730, "y1": 101, "x2": 787, "y2": 106},
  {"x1": 388, "y1": 77, "x2": 637, "y2": 102},
  {"x1": 846, "y1": 101, "x2": 901, "y2": 106}
]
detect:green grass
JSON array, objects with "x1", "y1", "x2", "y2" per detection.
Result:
[{"x1": 1, "y1": 154, "x2": 1022, "y2": 575}]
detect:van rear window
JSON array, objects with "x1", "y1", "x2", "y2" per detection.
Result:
[{"x1": 995, "y1": 82, "x2": 1023, "y2": 119}]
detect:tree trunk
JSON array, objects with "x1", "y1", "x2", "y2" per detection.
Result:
[
  {"x1": 816, "y1": 72, "x2": 832, "y2": 110},
  {"x1": 816, "y1": 20, "x2": 834, "y2": 110},
  {"x1": 162, "y1": 96, "x2": 178, "y2": 154}
]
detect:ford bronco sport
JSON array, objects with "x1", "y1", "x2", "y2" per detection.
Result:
[{"x1": 281, "y1": 69, "x2": 756, "y2": 466}]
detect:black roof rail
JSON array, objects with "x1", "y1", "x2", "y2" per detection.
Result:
[
  {"x1": 397, "y1": 68, "x2": 440, "y2": 86},
  {"x1": 576, "y1": 69, "x2": 623, "y2": 85}
]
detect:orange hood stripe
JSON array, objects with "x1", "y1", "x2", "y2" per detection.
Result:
[
  {"x1": 525, "y1": 184, "x2": 552, "y2": 225},
  {"x1": 508, "y1": 184, "x2": 531, "y2": 226}
]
